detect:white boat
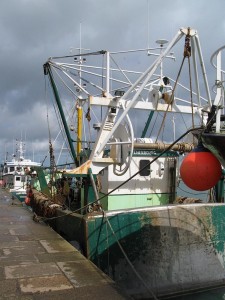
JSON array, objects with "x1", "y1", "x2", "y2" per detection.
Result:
[{"x1": 2, "y1": 139, "x2": 41, "y2": 202}]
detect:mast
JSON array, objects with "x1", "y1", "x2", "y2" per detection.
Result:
[
  {"x1": 44, "y1": 27, "x2": 211, "y2": 176},
  {"x1": 141, "y1": 111, "x2": 154, "y2": 138},
  {"x1": 142, "y1": 39, "x2": 172, "y2": 138},
  {"x1": 76, "y1": 24, "x2": 84, "y2": 163},
  {"x1": 43, "y1": 63, "x2": 78, "y2": 166},
  {"x1": 73, "y1": 22, "x2": 89, "y2": 164},
  {"x1": 77, "y1": 105, "x2": 82, "y2": 159}
]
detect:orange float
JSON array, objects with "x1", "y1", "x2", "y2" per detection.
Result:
[
  {"x1": 180, "y1": 145, "x2": 222, "y2": 191},
  {"x1": 25, "y1": 197, "x2": 31, "y2": 206}
]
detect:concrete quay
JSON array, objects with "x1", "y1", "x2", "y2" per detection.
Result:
[{"x1": 0, "y1": 189, "x2": 129, "y2": 299}]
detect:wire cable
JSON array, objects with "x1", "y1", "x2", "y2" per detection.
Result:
[
  {"x1": 103, "y1": 211, "x2": 159, "y2": 300},
  {"x1": 39, "y1": 126, "x2": 203, "y2": 221}
]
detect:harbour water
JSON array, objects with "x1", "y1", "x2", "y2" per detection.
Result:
[{"x1": 171, "y1": 286, "x2": 225, "y2": 300}]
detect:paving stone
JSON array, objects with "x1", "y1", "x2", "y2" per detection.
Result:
[
  {"x1": 0, "y1": 224, "x2": 27, "y2": 232},
  {"x1": 0, "y1": 227, "x2": 10, "y2": 234},
  {"x1": 29, "y1": 224, "x2": 60, "y2": 236},
  {"x1": 40, "y1": 239, "x2": 78, "y2": 253},
  {"x1": 5, "y1": 262, "x2": 61, "y2": 279},
  {"x1": 18, "y1": 232, "x2": 62, "y2": 241},
  {"x1": 9, "y1": 227, "x2": 33, "y2": 236},
  {"x1": 32, "y1": 284, "x2": 128, "y2": 300},
  {"x1": 0, "y1": 240, "x2": 46, "y2": 253},
  {"x1": 0, "y1": 235, "x2": 19, "y2": 242},
  {"x1": 57, "y1": 260, "x2": 113, "y2": 287},
  {"x1": 0, "y1": 254, "x2": 39, "y2": 266},
  {"x1": 0, "y1": 189, "x2": 127, "y2": 299},
  {"x1": 37, "y1": 251, "x2": 86, "y2": 263},
  {"x1": 0, "y1": 279, "x2": 18, "y2": 296},
  {"x1": 0, "y1": 266, "x2": 5, "y2": 279},
  {"x1": 0, "y1": 296, "x2": 34, "y2": 300},
  {"x1": 19, "y1": 274, "x2": 73, "y2": 293}
]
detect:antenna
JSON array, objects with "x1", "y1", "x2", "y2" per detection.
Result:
[
  {"x1": 69, "y1": 22, "x2": 90, "y2": 98},
  {"x1": 79, "y1": 22, "x2": 82, "y2": 56},
  {"x1": 147, "y1": 0, "x2": 150, "y2": 49},
  {"x1": 156, "y1": 39, "x2": 168, "y2": 79}
]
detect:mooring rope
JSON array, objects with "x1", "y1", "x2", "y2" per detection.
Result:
[{"x1": 102, "y1": 210, "x2": 159, "y2": 300}]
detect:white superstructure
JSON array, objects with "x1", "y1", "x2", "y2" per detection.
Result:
[{"x1": 2, "y1": 140, "x2": 41, "y2": 199}]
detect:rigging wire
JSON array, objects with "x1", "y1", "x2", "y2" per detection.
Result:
[
  {"x1": 101, "y1": 52, "x2": 104, "y2": 120},
  {"x1": 50, "y1": 66, "x2": 78, "y2": 98},
  {"x1": 155, "y1": 30, "x2": 196, "y2": 143},
  {"x1": 49, "y1": 64, "x2": 100, "y2": 155},
  {"x1": 38, "y1": 126, "x2": 203, "y2": 221},
  {"x1": 188, "y1": 56, "x2": 195, "y2": 130},
  {"x1": 148, "y1": 111, "x2": 160, "y2": 140},
  {"x1": 155, "y1": 55, "x2": 186, "y2": 142},
  {"x1": 50, "y1": 50, "x2": 107, "y2": 60},
  {"x1": 45, "y1": 76, "x2": 56, "y2": 199},
  {"x1": 52, "y1": 95, "x2": 72, "y2": 160},
  {"x1": 38, "y1": 32, "x2": 216, "y2": 215},
  {"x1": 103, "y1": 211, "x2": 159, "y2": 300},
  {"x1": 48, "y1": 75, "x2": 75, "y2": 163}
]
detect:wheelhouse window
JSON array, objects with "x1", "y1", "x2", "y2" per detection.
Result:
[
  {"x1": 139, "y1": 160, "x2": 150, "y2": 176},
  {"x1": 10, "y1": 166, "x2": 14, "y2": 172}
]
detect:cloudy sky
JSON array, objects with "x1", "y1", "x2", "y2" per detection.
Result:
[{"x1": 0, "y1": 0, "x2": 225, "y2": 165}]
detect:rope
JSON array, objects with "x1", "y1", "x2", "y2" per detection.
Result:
[
  {"x1": 185, "y1": 28, "x2": 195, "y2": 143},
  {"x1": 156, "y1": 29, "x2": 195, "y2": 143},
  {"x1": 103, "y1": 211, "x2": 159, "y2": 300},
  {"x1": 188, "y1": 56, "x2": 195, "y2": 131},
  {"x1": 37, "y1": 126, "x2": 203, "y2": 222},
  {"x1": 46, "y1": 102, "x2": 55, "y2": 198},
  {"x1": 155, "y1": 55, "x2": 186, "y2": 142}
]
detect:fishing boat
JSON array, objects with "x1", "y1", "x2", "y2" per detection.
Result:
[
  {"x1": 30, "y1": 27, "x2": 225, "y2": 299},
  {"x1": 2, "y1": 139, "x2": 41, "y2": 202}
]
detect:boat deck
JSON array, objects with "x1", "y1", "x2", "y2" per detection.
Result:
[{"x1": 0, "y1": 188, "x2": 129, "y2": 299}]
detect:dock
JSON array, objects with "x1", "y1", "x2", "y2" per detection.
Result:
[{"x1": 0, "y1": 188, "x2": 129, "y2": 299}]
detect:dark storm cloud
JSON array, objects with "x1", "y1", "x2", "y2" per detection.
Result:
[{"x1": 0, "y1": 0, "x2": 225, "y2": 163}]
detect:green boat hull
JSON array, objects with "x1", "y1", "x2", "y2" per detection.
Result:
[
  {"x1": 10, "y1": 191, "x2": 26, "y2": 203},
  {"x1": 50, "y1": 203, "x2": 225, "y2": 299}
]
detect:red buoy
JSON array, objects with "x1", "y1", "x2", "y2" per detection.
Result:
[
  {"x1": 180, "y1": 145, "x2": 222, "y2": 191},
  {"x1": 25, "y1": 197, "x2": 31, "y2": 206}
]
